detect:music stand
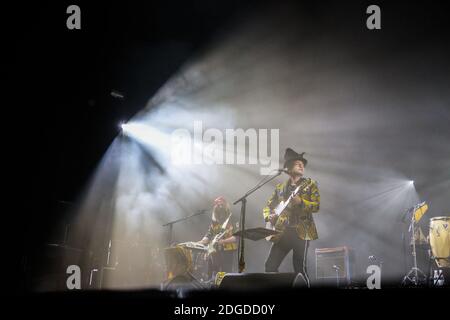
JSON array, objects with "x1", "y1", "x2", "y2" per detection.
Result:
[{"x1": 233, "y1": 227, "x2": 280, "y2": 241}]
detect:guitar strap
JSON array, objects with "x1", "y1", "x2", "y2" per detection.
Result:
[
  {"x1": 280, "y1": 184, "x2": 301, "y2": 213},
  {"x1": 221, "y1": 214, "x2": 232, "y2": 230}
]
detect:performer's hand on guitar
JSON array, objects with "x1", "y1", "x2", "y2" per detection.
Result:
[
  {"x1": 268, "y1": 212, "x2": 278, "y2": 225},
  {"x1": 291, "y1": 195, "x2": 303, "y2": 206},
  {"x1": 216, "y1": 239, "x2": 226, "y2": 249}
]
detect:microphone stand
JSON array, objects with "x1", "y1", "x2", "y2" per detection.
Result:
[
  {"x1": 233, "y1": 170, "x2": 283, "y2": 273},
  {"x1": 162, "y1": 210, "x2": 208, "y2": 246},
  {"x1": 401, "y1": 203, "x2": 427, "y2": 286},
  {"x1": 401, "y1": 206, "x2": 413, "y2": 279}
]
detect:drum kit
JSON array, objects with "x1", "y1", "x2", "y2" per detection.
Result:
[
  {"x1": 163, "y1": 228, "x2": 279, "y2": 286},
  {"x1": 163, "y1": 241, "x2": 212, "y2": 284},
  {"x1": 402, "y1": 201, "x2": 450, "y2": 286}
]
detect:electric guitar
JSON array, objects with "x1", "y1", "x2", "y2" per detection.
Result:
[
  {"x1": 206, "y1": 228, "x2": 229, "y2": 256},
  {"x1": 265, "y1": 178, "x2": 313, "y2": 238}
]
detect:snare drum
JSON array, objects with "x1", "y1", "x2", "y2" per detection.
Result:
[{"x1": 429, "y1": 216, "x2": 450, "y2": 268}]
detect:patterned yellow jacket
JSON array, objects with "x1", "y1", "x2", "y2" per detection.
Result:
[
  {"x1": 204, "y1": 217, "x2": 238, "y2": 251},
  {"x1": 263, "y1": 177, "x2": 320, "y2": 241}
]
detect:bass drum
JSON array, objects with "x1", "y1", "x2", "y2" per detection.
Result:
[
  {"x1": 163, "y1": 245, "x2": 193, "y2": 280},
  {"x1": 429, "y1": 216, "x2": 450, "y2": 268},
  {"x1": 192, "y1": 251, "x2": 211, "y2": 282}
]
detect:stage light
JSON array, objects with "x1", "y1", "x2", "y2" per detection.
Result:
[
  {"x1": 119, "y1": 122, "x2": 170, "y2": 152},
  {"x1": 409, "y1": 180, "x2": 414, "y2": 185},
  {"x1": 120, "y1": 123, "x2": 131, "y2": 133}
]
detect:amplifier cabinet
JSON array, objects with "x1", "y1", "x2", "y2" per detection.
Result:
[{"x1": 315, "y1": 246, "x2": 352, "y2": 286}]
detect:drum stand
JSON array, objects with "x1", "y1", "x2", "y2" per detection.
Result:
[{"x1": 401, "y1": 206, "x2": 427, "y2": 286}]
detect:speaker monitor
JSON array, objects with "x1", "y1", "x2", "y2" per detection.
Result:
[{"x1": 218, "y1": 272, "x2": 308, "y2": 290}]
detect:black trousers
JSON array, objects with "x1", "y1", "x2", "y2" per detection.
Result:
[{"x1": 265, "y1": 227, "x2": 309, "y2": 276}]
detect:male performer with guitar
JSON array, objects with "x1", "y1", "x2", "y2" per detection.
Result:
[
  {"x1": 263, "y1": 148, "x2": 320, "y2": 282},
  {"x1": 198, "y1": 196, "x2": 238, "y2": 279}
]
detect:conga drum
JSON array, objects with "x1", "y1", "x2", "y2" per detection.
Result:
[{"x1": 429, "y1": 216, "x2": 450, "y2": 268}]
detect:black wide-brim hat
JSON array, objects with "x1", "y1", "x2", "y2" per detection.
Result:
[{"x1": 283, "y1": 148, "x2": 308, "y2": 169}]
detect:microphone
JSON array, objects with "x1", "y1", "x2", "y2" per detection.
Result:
[{"x1": 276, "y1": 168, "x2": 289, "y2": 174}]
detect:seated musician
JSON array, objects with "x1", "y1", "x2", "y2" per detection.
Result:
[{"x1": 198, "y1": 196, "x2": 238, "y2": 279}]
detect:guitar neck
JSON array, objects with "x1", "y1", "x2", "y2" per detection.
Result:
[{"x1": 274, "y1": 179, "x2": 311, "y2": 216}]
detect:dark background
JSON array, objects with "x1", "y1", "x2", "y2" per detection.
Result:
[
  {"x1": 7, "y1": 0, "x2": 263, "y2": 293},
  {"x1": 6, "y1": 0, "x2": 450, "y2": 293}
]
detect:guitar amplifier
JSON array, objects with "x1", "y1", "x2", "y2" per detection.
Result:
[{"x1": 315, "y1": 246, "x2": 352, "y2": 287}]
